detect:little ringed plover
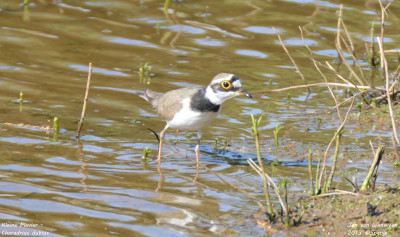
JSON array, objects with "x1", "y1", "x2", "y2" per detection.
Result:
[{"x1": 138, "y1": 73, "x2": 252, "y2": 170}]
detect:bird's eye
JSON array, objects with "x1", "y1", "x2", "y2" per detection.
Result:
[{"x1": 221, "y1": 81, "x2": 231, "y2": 89}]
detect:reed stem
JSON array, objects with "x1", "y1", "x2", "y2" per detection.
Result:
[
  {"x1": 360, "y1": 144, "x2": 384, "y2": 192},
  {"x1": 251, "y1": 114, "x2": 274, "y2": 219},
  {"x1": 53, "y1": 117, "x2": 59, "y2": 141},
  {"x1": 308, "y1": 149, "x2": 314, "y2": 195},
  {"x1": 326, "y1": 129, "x2": 342, "y2": 190},
  {"x1": 76, "y1": 63, "x2": 93, "y2": 139}
]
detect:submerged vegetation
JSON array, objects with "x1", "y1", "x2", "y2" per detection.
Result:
[
  {"x1": 139, "y1": 62, "x2": 152, "y2": 84},
  {"x1": 142, "y1": 146, "x2": 152, "y2": 160},
  {"x1": 53, "y1": 116, "x2": 59, "y2": 141}
]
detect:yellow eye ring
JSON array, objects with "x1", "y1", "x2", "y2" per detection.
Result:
[{"x1": 221, "y1": 81, "x2": 231, "y2": 89}]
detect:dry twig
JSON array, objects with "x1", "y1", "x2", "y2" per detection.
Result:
[
  {"x1": 247, "y1": 158, "x2": 287, "y2": 215},
  {"x1": 274, "y1": 27, "x2": 310, "y2": 94},
  {"x1": 317, "y1": 97, "x2": 355, "y2": 193},
  {"x1": 76, "y1": 63, "x2": 93, "y2": 139}
]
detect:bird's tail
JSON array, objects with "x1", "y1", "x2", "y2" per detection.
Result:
[
  {"x1": 137, "y1": 89, "x2": 150, "y2": 102},
  {"x1": 137, "y1": 88, "x2": 161, "y2": 108}
]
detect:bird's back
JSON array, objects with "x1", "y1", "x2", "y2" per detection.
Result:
[{"x1": 140, "y1": 87, "x2": 201, "y2": 121}]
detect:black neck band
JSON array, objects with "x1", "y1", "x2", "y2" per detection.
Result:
[{"x1": 190, "y1": 88, "x2": 220, "y2": 112}]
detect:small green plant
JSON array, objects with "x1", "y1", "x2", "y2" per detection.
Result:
[
  {"x1": 394, "y1": 160, "x2": 399, "y2": 168},
  {"x1": 139, "y1": 62, "x2": 152, "y2": 84},
  {"x1": 142, "y1": 158, "x2": 150, "y2": 170},
  {"x1": 23, "y1": 0, "x2": 30, "y2": 21},
  {"x1": 164, "y1": 0, "x2": 170, "y2": 13},
  {"x1": 53, "y1": 117, "x2": 59, "y2": 141},
  {"x1": 371, "y1": 98, "x2": 378, "y2": 108},
  {"x1": 369, "y1": 21, "x2": 379, "y2": 67},
  {"x1": 293, "y1": 208, "x2": 305, "y2": 226},
  {"x1": 223, "y1": 139, "x2": 228, "y2": 149},
  {"x1": 357, "y1": 102, "x2": 362, "y2": 112},
  {"x1": 343, "y1": 88, "x2": 348, "y2": 96},
  {"x1": 186, "y1": 132, "x2": 192, "y2": 141},
  {"x1": 286, "y1": 92, "x2": 291, "y2": 103},
  {"x1": 273, "y1": 123, "x2": 284, "y2": 149},
  {"x1": 213, "y1": 137, "x2": 219, "y2": 149},
  {"x1": 143, "y1": 147, "x2": 152, "y2": 160},
  {"x1": 271, "y1": 159, "x2": 280, "y2": 166},
  {"x1": 19, "y1": 91, "x2": 23, "y2": 111},
  {"x1": 278, "y1": 177, "x2": 290, "y2": 227},
  {"x1": 156, "y1": 22, "x2": 161, "y2": 34}
]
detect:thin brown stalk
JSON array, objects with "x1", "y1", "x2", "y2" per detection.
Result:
[
  {"x1": 274, "y1": 27, "x2": 310, "y2": 94},
  {"x1": 169, "y1": 6, "x2": 183, "y2": 49},
  {"x1": 299, "y1": 48, "x2": 365, "y2": 92},
  {"x1": 335, "y1": 37, "x2": 365, "y2": 87},
  {"x1": 377, "y1": 35, "x2": 400, "y2": 145},
  {"x1": 370, "y1": 140, "x2": 376, "y2": 155},
  {"x1": 299, "y1": 26, "x2": 342, "y2": 121},
  {"x1": 391, "y1": 133, "x2": 400, "y2": 160},
  {"x1": 315, "y1": 155, "x2": 321, "y2": 195},
  {"x1": 327, "y1": 90, "x2": 370, "y2": 112},
  {"x1": 335, "y1": 5, "x2": 366, "y2": 86},
  {"x1": 392, "y1": 63, "x2": 400, "y2": 78},
  {"x1": 247, "y1": 158, "x2": 287, "y2": 215},
  {"x1": 252, "y1": 82, "x2": 384, "y2": 96},
  {"x1": 299, "y1": 50, "x2": 363, "y2": 92},
  {"x1": 377, "y1": 36, "x2": 399, "y2": 144},
  {"x1": 317, "y1": 97, "x2": 355, "y2": 193},
  {"x1": 344, "y1": 177, "x2": 358, "y2": 192},
  {"x1": 336, "y1": 4, "x2": 343, "y2": 52},
  {"x1": 76, "y1": 63, "x2": 93, "y2": 139},
  {"x1": 326, "y1": 129, "x2": 342, "y2": 190},
  {"x1": 339, "y1": 7, "x2": 355, "y2": 53},
  {"x1": 336, "y1": 5, "x2": 356, "y2": 54},
  {"x1": 325, "y1": 61, "x2": 359, "y2": 88},
  {"x1": 389, "y1": 80, "x2": 398, "y2": 93},
  {"x1": 312, "y1": 190, "x2": 358, "y2": 198},
  {"x1": 338, "y1": 33, "x2": 369, "y2": 85},
  {"x1": 163, "y1": 0, "x2": 171, "y2": 22},
  {"x1": 366, "y1": 89, "x2": 398, "y2": 106},
  {"x1": 308, "y1": 149, "x2": 314, "y2": 195}
]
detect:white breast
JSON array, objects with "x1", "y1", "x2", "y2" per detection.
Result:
[{"x1": 167, "y1": 98, "x2": 219, "y2": 131}]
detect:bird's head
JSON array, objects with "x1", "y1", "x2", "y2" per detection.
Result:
[{"x1": 205, "y1": 73, "x2": 252, "y2": 105}]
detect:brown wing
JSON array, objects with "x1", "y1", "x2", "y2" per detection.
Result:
[{"x1": 156, "y1": 88, "x2": 199, "y2": 121}]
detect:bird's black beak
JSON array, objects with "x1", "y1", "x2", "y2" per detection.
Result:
[{"x1": 238, "y1": 88, "x2": 252, "y2": 98}]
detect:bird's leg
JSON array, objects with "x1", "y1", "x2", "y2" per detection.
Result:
[
  {"x1": 155, "y1": 170, "x2": 165, "y2": 193},
  {"x1": 157, "y1": 125, "x2": 168, "y2": 173},
  {"x1": 193, "y1": 130, "x2": 202, "y2": 183},
  {"x1": 155, "y1": 125, "x2": 168, "y2": 192}
]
